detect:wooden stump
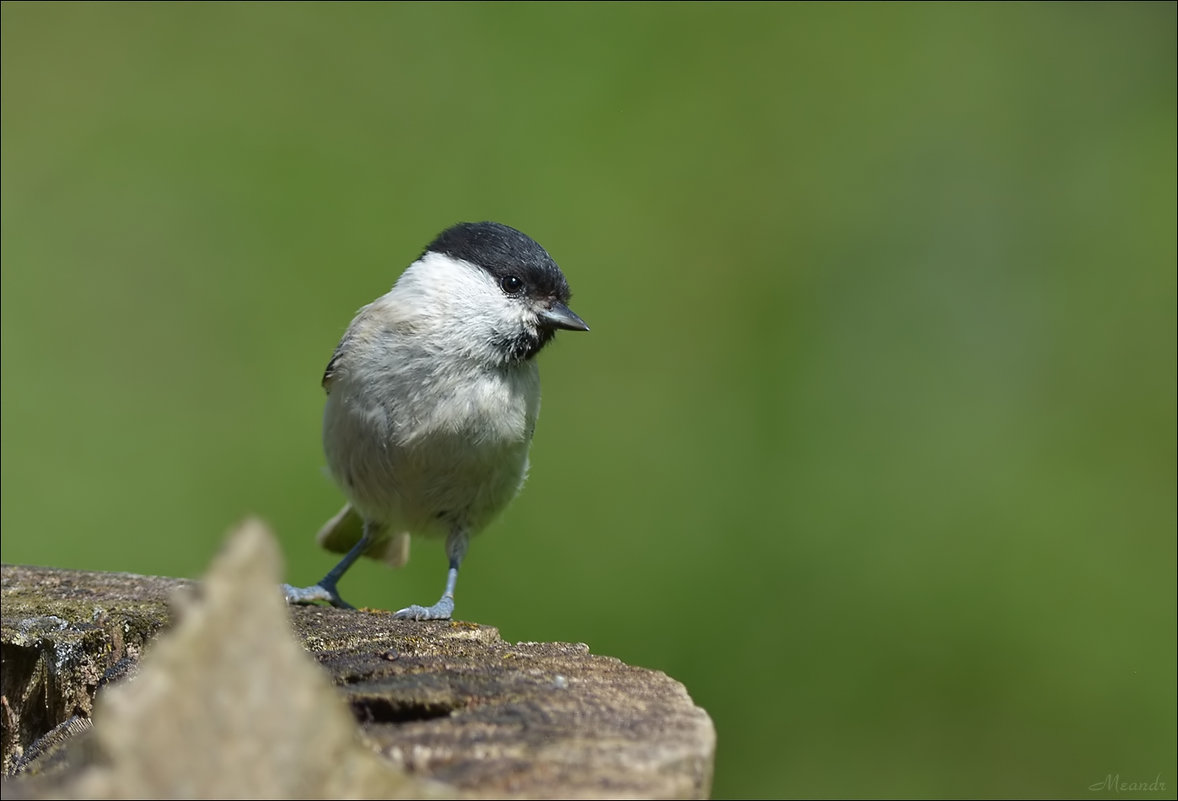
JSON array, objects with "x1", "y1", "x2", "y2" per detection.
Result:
[{"x1": 1, "y1": 521, "x2": 715, "y2": 799}]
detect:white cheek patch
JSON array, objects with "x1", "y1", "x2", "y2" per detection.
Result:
[{"x1": 394, "y1": 252, "x2": 540, "y2": 363}]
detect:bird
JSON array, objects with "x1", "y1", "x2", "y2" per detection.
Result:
[{"x1": 282, "y1": 221, "x2": 588, "y2": 619}]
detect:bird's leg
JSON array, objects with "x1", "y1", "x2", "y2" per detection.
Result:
[
  {"x1": 393, "y1": 528, "x2": 469, "y2": 621},
  {"x1": 282, "y1": 524, "x2": 373, "y2": 609}
]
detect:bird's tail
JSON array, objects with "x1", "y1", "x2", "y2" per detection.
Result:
[{"x1": 315, "y1": 504, "x2": 411, "y2": 567}]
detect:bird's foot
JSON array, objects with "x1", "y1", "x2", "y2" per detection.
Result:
[
  {"x1": 281, "y1": 581, "x2": 355, "y2": 610},
  {"x1": 393, "y1": 595, "x2": 454, "y2": 621}
]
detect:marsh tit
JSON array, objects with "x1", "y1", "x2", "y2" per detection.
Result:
[{"x1": 282, "y1": 221, "x2": 588, "y2": 619}]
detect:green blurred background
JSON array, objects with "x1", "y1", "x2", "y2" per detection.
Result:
[{"x1": 2, "y1": 3, "x2": 1174, "y2": 798}]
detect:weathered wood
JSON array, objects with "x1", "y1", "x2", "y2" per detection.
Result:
[{"x1": 1, "y1": 522, "x2": 715, "y2": 799}]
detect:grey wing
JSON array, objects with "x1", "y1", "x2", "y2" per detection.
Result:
[{"x1": 322, "y1": 335, "x2": 350, "y2": 393}]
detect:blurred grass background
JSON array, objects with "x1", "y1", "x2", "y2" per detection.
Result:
[{"x1": 2, "y1": 3, "x2": 1174, "y2": 798}]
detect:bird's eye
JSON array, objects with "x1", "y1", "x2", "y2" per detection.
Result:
[{"x1": 499, "y1": 275, "x2": 524, "y2": 295}]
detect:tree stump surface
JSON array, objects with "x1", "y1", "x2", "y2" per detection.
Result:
[{"x1": 0, "y1": 523, "x2": 715, "y2": 799}]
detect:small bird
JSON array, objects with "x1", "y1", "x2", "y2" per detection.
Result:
[{"x1": 283, "y1": 222, "x2": 588, "y2": 619}]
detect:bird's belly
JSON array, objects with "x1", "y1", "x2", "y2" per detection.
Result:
[{"x1": 322, "y1": 387, "x2": 533, "y2": 537}]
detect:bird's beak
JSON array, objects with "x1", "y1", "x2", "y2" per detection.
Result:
[{"x1": 540, "y1": 302, "x2": 590, "y2": 332}]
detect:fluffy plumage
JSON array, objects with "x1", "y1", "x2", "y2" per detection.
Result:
[{"x1": 283, "y1": 222, "x2": 587, "y2": 618}]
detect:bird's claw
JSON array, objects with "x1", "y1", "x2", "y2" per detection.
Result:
[
  {"x1": 393, "y1": 596, "x2": 454, "y2": 621},
  {"x1": 281, "y1": 582, "x2": 355, "y2": 610}
]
